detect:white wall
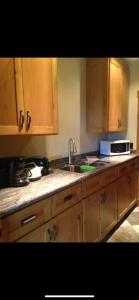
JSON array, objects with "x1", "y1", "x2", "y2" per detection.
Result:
[{"x1": 126, "y1": 60, "x2": 139, "y2": 149}]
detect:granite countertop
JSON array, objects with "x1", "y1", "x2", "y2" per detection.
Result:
[{"x1": 0, "y1": 153, "x2": 139, "y2": 218}]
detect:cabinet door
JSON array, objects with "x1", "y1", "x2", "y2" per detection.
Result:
[
  {"x1": 129, "y1": 169, "x2": 137, "y2": 208},
  {"x1": 120, "y1": 67, "x2": 129, "y2": 131},
  {"x1": 83, "y1": 191, "x2": 101, "y2": 242},
  {"x1": 117, "y1": 174, "x2": 131, "y2": 220},
  {"x1": 21, "y1": 58, "x2": 58, "y2": 134},
  {"x1": 108, "y1": 59, "x2": 121, "y2": 131},
  {"x1": 51, "y1": 203, "x2": 82, "y2": 242},
  {"x1": 101, "y1": 182, "x2": 117, "y2": 237},
  {"x1": 0, "y1": 58, "x2": 24, "y2": 135},
  {"x1": 86, "y1": 58, "x2": 109, "y2": 132},
  {"x1": 17, "y1": 222, "x2": 52, "y2": 242}
]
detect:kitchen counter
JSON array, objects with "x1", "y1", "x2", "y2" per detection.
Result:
[{"x1": 0, "y1": 153, "x2": 139, "y2": 218}]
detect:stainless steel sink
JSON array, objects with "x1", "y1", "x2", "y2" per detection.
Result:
[{"x1": 60, "y1": 160, "x2": 110, "y2": 173}]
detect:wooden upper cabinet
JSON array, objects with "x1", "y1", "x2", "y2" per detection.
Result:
[
  {"x1": 86, "y1": 58, "x2": 129, "y2": 133},
  {"x1": 120, "y1": 66, "x2": 129, "y2": 131},
  {"x1": 108, "y1": 58, "x2": 121, "y2": 131},
  {"x1": 0, "y1": 58, "x2": 23, "y2": 135},
  {"x1": 86, "y1": 58, "x2": 109, "y2": 132},
  {"x1": 21, "y1": 58, "x2": 58, "y2": 134},
  {"x1": 0, "y1": 58, "x2": 58, "y2": 135}
]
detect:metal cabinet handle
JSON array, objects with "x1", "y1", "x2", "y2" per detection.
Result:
[
  {"x1": 47, "y1": 228, "x2": 53, "y2": 242},
  {"x1": 26, "y1": 111, "x2": 31, "y2": 129},
  {"x1": 64, "y1": 194, "x2": 73, "y2": 202},
  {"x1": 53, "y1": 225, "x2": 58, "y2": 241},
  {"x1": 19, "y1": 110, "x2": 24, "y2": 128},
  {"x1": 21, "y1": 214, "x2": 36, "y2": 225}
]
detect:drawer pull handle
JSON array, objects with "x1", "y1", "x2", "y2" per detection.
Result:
[
  {"x1": 47, "y1": 228, "x2": 53, "y2": 242},
  {"x1": 21, "y1": 215, "x2": 36, "y2": 225},
  {"x1": 64, "y1": 194, "x2": 73, "y2": 202}
]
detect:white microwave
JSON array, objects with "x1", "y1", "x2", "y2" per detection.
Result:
[{"x1": 100, "y1": 140, "x2": 131, "y2": 156}]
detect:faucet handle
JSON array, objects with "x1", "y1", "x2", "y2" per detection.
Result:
[{"x1": 73, "y1": 143, "x2": 77, "y2": 153}]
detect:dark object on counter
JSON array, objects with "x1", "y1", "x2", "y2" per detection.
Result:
[
  {"x1": 0, "y1": 156, "x2": 50, "y2": 188},
  {"x1": 0, "y1": 156, "x2": 29, "y2": 188},
  {"x1": 25, "y1": 156, "x2": 50, "y2": 176}
]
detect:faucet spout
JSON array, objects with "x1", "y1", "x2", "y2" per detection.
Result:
[{"x1": 68, "y1": 138, "x2": 77, "y2": 165}]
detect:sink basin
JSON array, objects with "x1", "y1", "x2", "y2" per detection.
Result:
[{"x1": 60, "y1": 160, "x2": 110, "y2": 173}]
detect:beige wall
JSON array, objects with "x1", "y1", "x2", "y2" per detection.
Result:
[
  {"x1": 126, "y1": 60, "x2": 139, "y2": 149},
  {"x1": 0, "y1": 58, "x2": 105, "y2": 160}
]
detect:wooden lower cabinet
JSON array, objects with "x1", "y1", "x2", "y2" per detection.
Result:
[
  {"x1": 83, "y1": 191, "x2": 101, "y2": 242},
  {"x1": 51, "y1": 203, "x2": 82, "y2": 242},
  {"x1": 100, "y1": 182, "x2": 117, "y2": 237},
  {"x1": 17, "y1": 203, "x2": 82, "y2": 242},
  {"x1": 129, "y1": 169, "x2": 137, "y2": 208},
  {"x1": 83, "y1": 182, "x2": 117, "y2": 242},
  {"x1": 17, "y1": 222, "x2": 51, "y2": 242},
  {"x1": 117, "y1": 174, "x2": 130, "y2": 220},
  {"x1": 117, "y1": 170, "x2": 137, "y2": 221}
]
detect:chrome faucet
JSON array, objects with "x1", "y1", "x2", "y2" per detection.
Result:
[{"x1": 68, "y1": 138, "x2": 77, "y2": 165}]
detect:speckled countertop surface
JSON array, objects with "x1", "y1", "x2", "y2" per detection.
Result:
[{"x1": 0, "y1": 153, "x2": 139, "y2": 218}]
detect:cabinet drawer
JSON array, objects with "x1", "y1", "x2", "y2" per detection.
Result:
[
  {"x1": 52, "y1": 183, "x2": 82, "y2": 217},
  {"x1": 101, "y1": 167, "x2": 118, "y2": 186},
  {"x1": 1, "y1": 197, "x2": 52, "y2": 242},
  {"x1": 82, "y1": 174, "x2": 102, "y2": 198}
]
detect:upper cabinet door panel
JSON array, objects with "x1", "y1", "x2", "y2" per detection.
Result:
[
  {"x1": 108, "y1": 59, "x2": 121, "y2": 131},
  {"x1": 0, "y1": 58, "x2": 21, "y2": 134},
  {"x1": 86, "y1": 59, "x2": 109, "y2": 132},
  {"x1": 120, "y1": 67, "x2": 129, "y2": 131},
  {"x1": 21, "y1": 58, "x2": 58, "y2": 134}
]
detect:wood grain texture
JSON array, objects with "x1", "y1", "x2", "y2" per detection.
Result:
[
  {"x1": 51, "y1": 203, "x2": 82, "y2": 242},
  {"x1": 86, "y1": 57, "x2": 129, "y2": 133},
  {"x1": 108, "y1": 58, "x2": 121, "y2": 131},
  {"x1": 117, "y1": 173, "x2": 131, "y2": 220},
  {"x1": 86, "y1": 58, "x2": 109, "y2": 132},
  {"x1": 21, "y1": 58, "x2": 58, "y2": 135},
  {"x1": 0, "y1": 58, "x2": 19, "y2": 135},
  {"x1": 1, "y1": 196, "x2": 52, "y2": 242},
  {"x1": 52, "y1": 183, "x2": 82, "y2": 217},
  {"x1": 83, "y1": 191, "x2": 101, "y2": 242},
  {"x1": 17, "y1": 221, "x2": 51, "y2": 242},
  {"x1": 101, "y1": 182, "x2": 117, "y2": 237}
]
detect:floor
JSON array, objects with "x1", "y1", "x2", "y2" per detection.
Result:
[{"x1": 107, "y1": 207, "x2": 139, "y2": 242}]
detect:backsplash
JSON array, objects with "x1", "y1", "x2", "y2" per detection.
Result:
[{"x1": 50, "y1": 150, "x2": 99, "y2": 169}]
